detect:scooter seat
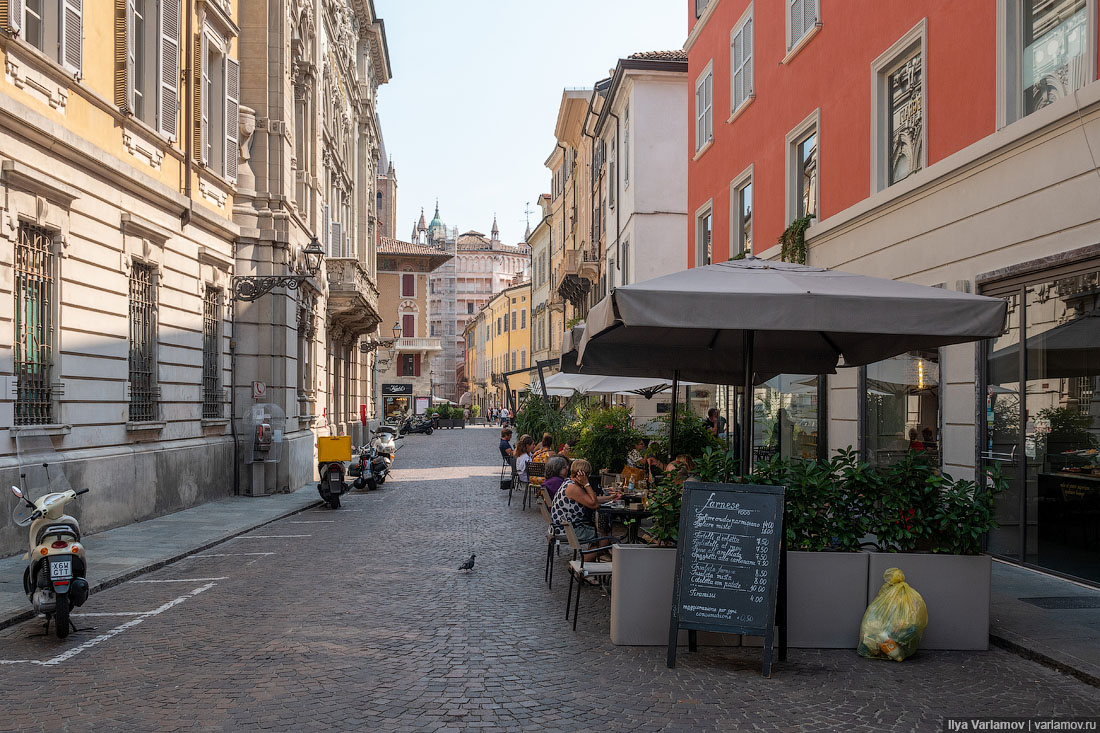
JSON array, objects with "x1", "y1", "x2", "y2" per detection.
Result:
[{"x1": 36, "y1": 522, "x2": 80, "y2": 545}]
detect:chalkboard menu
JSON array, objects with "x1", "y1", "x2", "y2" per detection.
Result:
[{"x1": 667, "y1": 481, "x2": 786, "y2": 677}]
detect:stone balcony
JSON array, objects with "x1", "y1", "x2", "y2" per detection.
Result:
[
  {"x1": 326, "y1": 258, "x2": 381, "y2": 339},
  {"x1": 394, "y1": 337, "x2": 443, "y2": 353},
  {"x1": 556, "y1": 248, "x2": 599, "y2": 307}
]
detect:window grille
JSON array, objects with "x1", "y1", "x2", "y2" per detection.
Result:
[
  {"x1": 202, "y1": 287, "x2": 222, "y2": 418},
  {"x1": 129, "y1": 264, "x2": 158, "y2": 422},
  {"x1": 14, "y1": 223, "x2": 55, "y2": 426}
]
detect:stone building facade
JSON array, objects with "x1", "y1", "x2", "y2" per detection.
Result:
[
  {"x1": 235, "y1": 0, "x2": 390, "y2": 494},
  {"x1": 0, "y1": 0, "x2": 393, "y2": 556},
  {"x1": 0, "y1": 0, "x2": 243, "y2": 556}
]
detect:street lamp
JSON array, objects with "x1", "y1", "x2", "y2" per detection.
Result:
[
  {"x1": 232, "y1": 235, "x2": 325, "y2": 302},
  {"x1": 360, "y1": 321, "x2": 402, "y2": 354}
]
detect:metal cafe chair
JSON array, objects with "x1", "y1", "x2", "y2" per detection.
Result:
[
  {"x1": 538, "y1": 488, "x2": 566, "y2": 589},
  {"x1": 562, "y1": 522, "x2": 615, "y2": 632},
  {"x1": 523, "y1": 461, "x2": 546, "y2": 510}
]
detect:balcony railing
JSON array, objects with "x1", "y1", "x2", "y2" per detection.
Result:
[
  {"x1": 326, "y1": 257, "x2": 381, "y2": 338},
  {"x1": 395, "y1": 337, "x2": 443, "y2": 352}
]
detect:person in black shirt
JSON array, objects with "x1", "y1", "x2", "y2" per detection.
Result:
[{"x1": 498, "y1": 428, "x2": 514, "y2": 462}]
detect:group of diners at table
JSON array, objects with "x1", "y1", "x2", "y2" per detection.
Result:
[{"x1": 498, "y1": 427, "x2": 696, "y2": 558}]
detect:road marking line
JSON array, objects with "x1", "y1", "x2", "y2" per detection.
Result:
[
  {"x1": 309, "y1": 509, "x2": 362, "y2": 512},
  {"x1": 132, "y1": 577, "x2": 228, "y2": 583},
  {"x1": 191, "y1": 552, "x2": 275, "y2": 558},
  {"x1": 235, "y1": 530, "x2": 310, "y2": 537},
  {"x1": 0, "y1": 583, "x2": 216, "y2": 666},
  {"x1": 71, "y1": 612, "x2": 149, "y2": 617},
  {"x1": 288, "y1": 520, "x2": 334, "y2": 523}
]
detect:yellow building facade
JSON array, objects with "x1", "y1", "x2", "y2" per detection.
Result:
[{"x1": 465, "y1": 281, "x2": 530, "y2": 412}]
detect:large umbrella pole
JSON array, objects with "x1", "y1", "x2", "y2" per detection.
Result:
[
  {"x1": 740, "y1": 331, "x2": 754, "y2": 477},
  {"x1": 668, "y1": 370, "x2": 680, "y2": 462}
]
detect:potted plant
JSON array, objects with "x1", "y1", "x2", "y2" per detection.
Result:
[
  {"x1": 571, "y1": 406, "x2": 640, "y2": 474},
  {"x1": 864, "y1": 459, "x2": 1007, "y2": 650}
]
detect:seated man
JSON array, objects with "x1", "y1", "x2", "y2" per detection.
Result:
[{"x1": 499, "y1": 428, "x2": 514, "y2": 462}]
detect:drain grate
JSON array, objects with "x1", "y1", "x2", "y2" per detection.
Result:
[{"x1": 1021, "y1": 596, "x2": 1100, "y2": 610}]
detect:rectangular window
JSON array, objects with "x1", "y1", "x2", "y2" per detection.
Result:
[
  {"x1": 497, "y1": 317, "x2": 501, "y2": 335},
  {"x1": 1027, "y1": 0, "x2": 1088, "y2": 117},
  {"x1": 872, "y1": 23, "x2": 926, "y2": 191},
  {"x1": 731, "y1": 10, "x2": 754, "y2": 113},
  {"x1": 696, "y1": 204, "x2": 713, "y2": 267},
  {"x1": 22, "y1": 0, "x2": 81, "y2": 73},
  {"x1": 511, "y1": 311, "x2": 517, "y2": 331},
  {"x1": 521, "y1": 350, "x2": 527, "y2": 369},
  {"x1": 695, "y1": 0, "x2": 709, "y2": 18},
  {"x1": 787, "y1": 0, "x2": 819, "y2": 51},
  {"x1": 695, "y1": 66, "x2": 714, "y2": 152},
  {"x1": 401, "y1": 273, "x2": 415, "y2": 297},
  {"x1": 863, "y1": 351, "x2": 940, "y2": 469},
  {"x1": 755, "y1": 374, "x2": 822, "y2": 461},
  {"x1": 202, "y1": 287, "x2": 221, "y2": 419},
  {"x1": 129, "y1": 263, "x2": 158, "y2": 423},
  {"x1": 402, "y1": 313, "x2": 414, "y2": 338},
  {"x1": 14, "y1": 223, "x2": 55, "y2": 426},
  {"x1": 785, "y1": 110, "x2": 820, "y2": 226},
  {"x1": 199, "y1": 30, "x2": 238, "y2": 181},
  {"x1": 624, "y1": 104, "x2": 630, "y2": 185},
  {"x1": 732, "y1": 172, "x2": 753, "y2": 256},
  {"x1": 511, "y1": 351, "x2": 517, "y2": 371},
  {"x1": 622, "y1": 240, "x2": 630, "y2": 286}
]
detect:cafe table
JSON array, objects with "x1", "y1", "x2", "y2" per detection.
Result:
[{"x1": 598, "y1": 502, "x2": 652, "y2": 544}]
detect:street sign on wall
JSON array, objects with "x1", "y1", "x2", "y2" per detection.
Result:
[{"x1": 383, "y1": 383, "x2": 413, "y2": 395}]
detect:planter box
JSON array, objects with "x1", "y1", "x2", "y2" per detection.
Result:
[
  {"x1": 867, "y1": 553, "x2": 991, "y2": 651},
  {"x1": 610, "y1": 545, "x2": 739, "y2": 647},
  {"x1": 785, "y1": 550, "x2": 870, "y2": 649}
]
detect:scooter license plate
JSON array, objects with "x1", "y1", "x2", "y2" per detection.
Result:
[{"x1": 50, "y1": 559, "x2": 72, "y2": 580}]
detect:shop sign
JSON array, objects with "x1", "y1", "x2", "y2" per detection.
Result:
[{"x1": 383, "y1": 383, "x2": 413, "y2": 395}]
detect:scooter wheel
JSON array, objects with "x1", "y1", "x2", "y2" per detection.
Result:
[
  {"x1": 353, "y1": 477, "x2": 365, "y2": 490},
  {"x1": 376, "y1": 475, "x2": 386, "y2": 486},
  {"x1": 54, "y1": 593, "x2": 70, "y2": 639},
  {"x1": 366, "y1": 478, "x2": 378, "y2": 491},
  {"x1": 328, "y1": 494, "x2": 341, "y2": 509},
  {"x1": 426, "y1": 428, "x2": 434, "y2": 435}
]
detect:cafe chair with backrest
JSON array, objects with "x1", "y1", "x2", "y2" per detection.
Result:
[
  {"x1": 501, "y1": 455, "x2": 517, "y2": 504},
  {"x1": 562, "y1": 522, "x2": 615, "y2": 632},
  {"x1": 538, "y1": 488, "x2": 567, "y2": 588},
  {"x1": 522, "y1": 461, "x2": 545, "y2": 511}
]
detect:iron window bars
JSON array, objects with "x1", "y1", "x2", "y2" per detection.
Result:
[
  {"x1": 14, "y1": 223, "x2": 55, "y2": 426},
  {"x1": 129, "y1": 263, "x2": 158, "y2": 422}
]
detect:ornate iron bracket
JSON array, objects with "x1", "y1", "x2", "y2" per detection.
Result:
[{"x1": 232, "y1": 275, "x2": 309, "y2": 302}]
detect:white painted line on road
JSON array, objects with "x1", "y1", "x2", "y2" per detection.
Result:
[
  {"x1": 309, "y1": 509, "x2": 363, "y2": 512},
  {"x1": 133, "y1": 577, "x2": 228, "y2": 583},
  {"x1": 71, "y1": 612, "x2": 149, "y2": 617},
  {"x1": 191, "y1": 552, "x2": 275, "y2": 558},
  {"x1": 236, "y1": 535, "x2": 311, "y2": 539},
  {"x1": 0, "y1": 583, "x2": 216, "y2": 666},
  {"x1": 288, "y1": 520, "x2": 334, "y2": 523}
]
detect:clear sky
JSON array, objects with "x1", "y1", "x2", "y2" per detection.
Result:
[{"x1": 376, "y1": 0, "x2": 688, "y2": 244}]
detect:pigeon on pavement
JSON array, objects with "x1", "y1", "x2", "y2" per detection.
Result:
[{"x1": 458, "y1": 553, "x2": 476, "y2": 572}]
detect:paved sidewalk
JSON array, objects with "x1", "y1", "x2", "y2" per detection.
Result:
[
  {"x1": 990, "y1": 560, "x2": 1100, "y2": 686},
  {"x1": 0, "y1": 484, "x2": 320, "y2": 630}
]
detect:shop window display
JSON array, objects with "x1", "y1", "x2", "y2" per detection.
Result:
[{"x1": 863, "y1": 351, "x2": 940, "y2": 469}]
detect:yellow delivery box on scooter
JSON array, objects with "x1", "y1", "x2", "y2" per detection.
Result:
[{"x1": 317, "y1": 436, "x2": 352, "y2": 463}]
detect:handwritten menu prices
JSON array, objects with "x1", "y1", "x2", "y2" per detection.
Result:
[{"x1": 674, "y1": 482, "x2": 785, "y2": 634}]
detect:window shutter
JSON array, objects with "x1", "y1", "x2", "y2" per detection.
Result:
[
  {"x1": 732, "y1": 31, "x2": 743, "y2": 109},
  {"x1": 225, "y1": 56, "x2": 239, "y2": 182},
  {"x1": 159, "y1": 0, "x2": 180, "y2": 140},
  {"x1": 114, "y1": 0, "x2": 133, "y2": 112},
  {"x1": 323, "y1": 204, "x2": 330, "y2": 249},
  {"x1": 695, "y1": 83, "x2": 704, "y2": 144},
  {"x1": 805, "y1": 0, "x2": 818, "y2": 26},
  {"x1": 790, "y1": 0, "x2": 804, "y2": 46},
  {"x1": 331, "y1": 221, "x2": 342, "y2": 258},
  {"x1": 705, "y1": 76, "x2": 713, "y2": 142},
  {"x1": 745, "y1": 18, "x2": 753, "y2": 95},
  {"x1": 197, "y1": 32, "x2": 208, "y2": 165},
  {"x1": 413, "y1": 354, "x2": 421, "y2": 377},
  {"x1": 396, "y1": 356, "x2": 403, "y2": 377},
  {"x1": 6, "y1": 0, "x2": 23, "y2": 35},
  {"x1": 60, "y1": 0, "x2": 83, "y2": 76}
]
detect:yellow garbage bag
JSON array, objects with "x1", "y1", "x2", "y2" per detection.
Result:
[{"x1": 857, "y1": 567, "x2": 928, "y2": 661}]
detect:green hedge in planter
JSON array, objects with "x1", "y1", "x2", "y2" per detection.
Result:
[{"x1": 653, "y1": 447, "x2": 1007, "y2": 555}]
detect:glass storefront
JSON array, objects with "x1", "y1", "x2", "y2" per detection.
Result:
[
  {"x1": 984, "y1": 267, "x2": 1100, "y2": 584},
  {"x1": 863, "y1": 351, "x2": 941, "y2": 469},
  {"x1": 754, "y1": 375, "x2": 821, "y2": 461},
  {"x1": 383, "y1": 396, "x2": 410, "y2": 423}
]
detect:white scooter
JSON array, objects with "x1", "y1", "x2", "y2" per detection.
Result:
[{"x1": 11, "y1": 483, "x2": 91, "y2": 638}]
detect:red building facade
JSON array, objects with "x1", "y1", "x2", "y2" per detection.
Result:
[{"x1": 686, "y1": 0, "x2": 1099, "y2": 263}]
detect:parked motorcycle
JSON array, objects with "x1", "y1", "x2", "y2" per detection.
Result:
[
  {"x1": 11, "y1": 435, "x2": 90, "y2": 638},
  {"x1": 316, "y1": 436, "x2": 353, "y2": 509},
  {"x1": 352, "y1": 439, "x2": 402, "y2": 491},
  {"x1": 399, "y1": 415, "x2": 434, "y2": 436},
  {"x1": 372, "y1": 425, "x2": 399, "y2": 478}
]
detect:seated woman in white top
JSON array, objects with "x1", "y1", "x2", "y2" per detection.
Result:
[{"x1": 514, "y1": 434, "x2": 535, "y2": 483}]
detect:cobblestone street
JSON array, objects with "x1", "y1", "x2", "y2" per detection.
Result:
[{"x1": 0, "y1": 426, "x2": 1097, "y2": 732}]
